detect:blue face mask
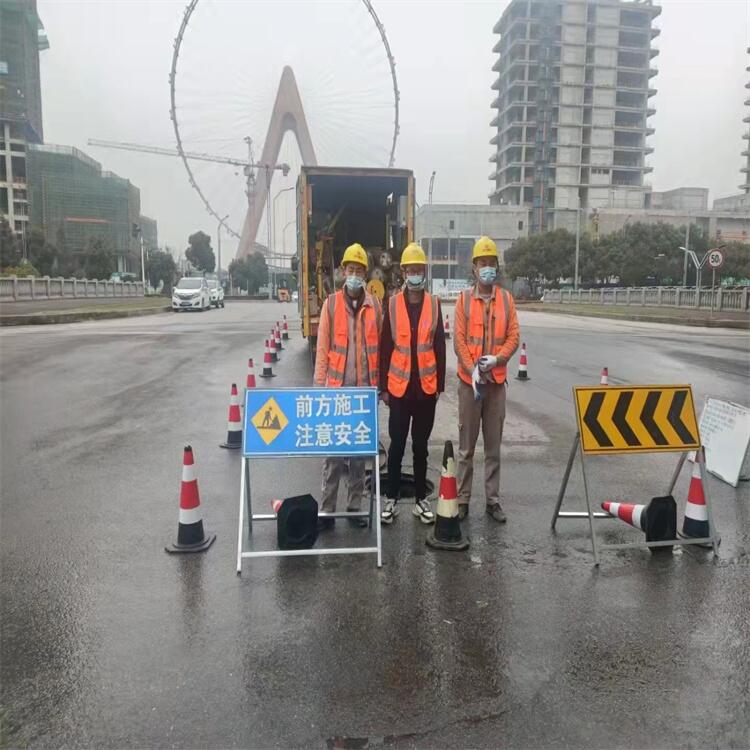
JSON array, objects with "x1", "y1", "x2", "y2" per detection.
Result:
[
  {"x1": 406, "y1": 274, "x2": 425, "y2": 289},
  {"x1": 478, "y1": 267, "x2": 497, "y2": 285},
  {"x1": 345, "y1": 274, "x2": 365, "y2": 292}
]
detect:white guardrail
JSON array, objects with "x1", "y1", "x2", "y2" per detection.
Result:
[
  {"x1": 543, "y1": 287, "x2": 750, "y2": 313},
  {"x1": 0, "y1": 276, "x2": 145, "y2": 301}
]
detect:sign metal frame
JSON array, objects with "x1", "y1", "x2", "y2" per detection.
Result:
[{"x1": 236, "y1": 387, "x2": 382, "y2": 573}]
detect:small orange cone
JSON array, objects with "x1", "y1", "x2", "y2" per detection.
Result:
[
  {"x1": 426, "y1": 441, "x2": 469, "y2": 551},
  {"x1": 275, "y1": 322, "x2": 284, "y2": 351},
  {"x1": 601, "y1": 501, "x2": 645, "y2": 531},
  {"x1": 681, "y1": 449, "x2": 710, "y2": 540},
  {"x1": 269, "y1": 331, "x2": 278, "y2": 363},
  {"x1": 271, "y1": 499, "x2": 283, "y2": 514},
  {"x1": 219, "y1": 383, "x2": 243, "y2": 449},
  {"x1": 282, "y1": 315, "x2": 290, "y2": 341},
  {"x1": 260, "y1": 339, "x2": 275, "y2": 378},
  {"x1": 516, "y1": 342, "x2": 529, "y2": 381},
  {"x1": 443, "y1": 315, "x2": 450, "y2": 340},
  {"x1": 165, "y1": 446, "x2": 216, "y2": 553},
  {"x1": 600, "y1": 367, "x2": 609, "y2": 386},
  {"x1": 246, "y1": 358, "x2": 256, "y2": 390}
]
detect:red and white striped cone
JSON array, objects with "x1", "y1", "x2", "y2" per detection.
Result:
[
  {"x1": 426, "y1": 441, "x2": 469, "y2": 551},
  {"x1": 259, "y1": 339, "x2": 275, "y2": 378},
  {"x1": 246, "y1": 358, "x2": 257, "y2": 390},
  {"x1": 165, "y1": 445, "x2": 216, "y2": 553},
  {"x1": 269, "y1": 331, "x2": 279, "y2": 363},
  {"x1": 275, "y1": 322, "x2": 284, "y2": 351},
  {"x1": 516, "y1": 342, "x2": 529, "y2": 381},
  {"x1": 282, "y1": 315, "x2": 290, "y2": 341},
  {"x1": 600, "y1": 367, "x2": 609, "y2": 386},
  {"x1": 681, "y1": 448, "x2": 710, "y2": 540},
  {"x1": 219, "y1": 383, "x2": 243, "y2": 449},
  {"x1": 443, "y1": 315, "x2": 451, "y2": 340},
  {"x1": 601, "y1": 501, "x2": 646, "y2": 531},
  {"x1": 272, "y1": 499, "x2": 283, "y2": 514}
]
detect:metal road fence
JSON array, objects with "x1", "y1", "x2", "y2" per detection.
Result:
[
  {"x1": 0, "y1": 276, "x2": 145, "y2": 302},
  {"x1": 543, "y1": 287, "x2": 750, "y2": 313}
]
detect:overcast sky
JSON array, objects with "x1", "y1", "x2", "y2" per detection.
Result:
[{"x1": 37, "y1": 0, "x2": 749, "y2": 262}]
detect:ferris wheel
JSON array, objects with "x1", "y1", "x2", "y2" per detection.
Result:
[{"x1": 168, "y1": 0, "x2": 401, "y2": 253}]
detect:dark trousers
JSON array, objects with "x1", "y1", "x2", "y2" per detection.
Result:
[{"x1": 387, "y1": 395, "x2": 437, "y2": 501}]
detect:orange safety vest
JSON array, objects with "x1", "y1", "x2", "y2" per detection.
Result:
[
  {"x1": 457, "y1": 286, "x2": 511, "y2": 385},
  {"x1": 325, "y1": 290, "x2": 380, "y2": 387},
  {"x1": 387, "y1": 291, "x2": 439, "y2": 397}
]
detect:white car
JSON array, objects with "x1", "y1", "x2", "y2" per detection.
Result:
[
  {"x1": 172, "y1": 277, "x2": 211, "y2": 312},
  {"x1": 206, "y1": 278, "x2": 225, "y2": 308}
]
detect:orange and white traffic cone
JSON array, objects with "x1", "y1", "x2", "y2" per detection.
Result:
[
  {"x1": 426, "y1": 441, "x2": 469, "y2": 551},
  {"x1": 219, "y1": 383, "x2": 243, "y2": 449},
  {"x1": 275, "y1": 322, "x2": 284, "y2": 351},
  {"x1": 444, "y1": 315, "x2": 451, "y2": 340},
  {"x1": 600, "y1": 367, "x2": 609, "y2": 386},
  {"x1": 681, "y1": 449, "x2": 710, "y2": 540},
  {"x1": 516, "y1": 342, "x2": 529, "y2": 381},
  {"x1": 260, "y1": 340, "x2": 275, "y2": 379},
  {"x1": 165, "y1": 445, "x2": 216, "y2": 553},
  {"x1": 269, "y1": 331, "x2": 278, "y2": 363},
  {"x1": 246, "y1": 358, "x2": 256, "y2": 390},
  {"x1": 282, "y1": 315, "x2": 290, "y2": 341},
  {"x1": 601, "y1": 501, "x2": 646, "y2": 531}
]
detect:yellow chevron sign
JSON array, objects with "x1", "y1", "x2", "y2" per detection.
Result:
[{"x1": 574, "y1": 385, "x2": 701, "y2": 455}]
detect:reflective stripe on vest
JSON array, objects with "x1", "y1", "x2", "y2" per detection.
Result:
[
  {"x1": 326, "y1": 291, "x2": 380, "y2": 387},
  {"x1": 387, "y1": 291, "x2": 438, "y2": 397},
  {"x1": 458, "y1": 286, "x2": 510, "y2": 383}
]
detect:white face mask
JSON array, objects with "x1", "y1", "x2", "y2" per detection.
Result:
[{"x1": 406, "y1": 274, "x2": 425, "y2": 290}]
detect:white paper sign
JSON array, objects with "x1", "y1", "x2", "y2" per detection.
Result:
[{"x1": 695, "y1": 398, "x2": 750, "y2": 487}]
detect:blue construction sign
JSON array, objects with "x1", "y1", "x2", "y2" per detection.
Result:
[{"x1": 243, "y1": 387, "x2": 379, "y2": 457}]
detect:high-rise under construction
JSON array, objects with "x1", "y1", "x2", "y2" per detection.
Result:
[{"x1": 489, "y1": 0, "x2": 660, "y2": 233}]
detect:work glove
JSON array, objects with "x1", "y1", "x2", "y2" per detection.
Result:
[{"x1": 478, "y1": 355, "x2": 498, "y2": 373}]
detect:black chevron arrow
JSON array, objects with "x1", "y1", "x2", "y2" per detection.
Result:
[
  {"x1": 583, "y1": 391, "x2": 612, "y2": 447},
  {"x1": 612, "y1": 391, "x2": 640, "y2": 446},
  {"x1": 667, "y1": 389, "x2": 697, "y2": 444},
  {"x1": 641, "y1": 391, "x2": 668, "y2": 445}
]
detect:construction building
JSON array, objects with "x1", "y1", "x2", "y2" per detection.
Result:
[
  {"x1": 26, "y1": 145, "x2": 147, "y2": 273},
  {"x1": 489, "y1": 0, "x2": 660, "y2": 234},
  {"x1": 742, "y1": 47, "x2": 750, "y2": 194},
  {"x1": 0, "y1": 0, "x2": 49, "y2": 236}
]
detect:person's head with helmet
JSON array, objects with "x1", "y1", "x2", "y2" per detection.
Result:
[
  {"x1": 400, "y1": 242, "x2": 427, "y2": 293},
  {"x1": 472, "y1": 236, "x2": 499, "y2": 292},
  {"x1": 340, "y1": 243, "x2": 368, "y2": 298}
]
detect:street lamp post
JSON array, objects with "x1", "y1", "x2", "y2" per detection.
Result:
[
  {"x1": 574, "y1": 196, "x2": 581, "y2": 290},
  {"x1": 681, "y1": 219, "x2": 690, "y2": 287},
  {"x1": 282, "y1": 220, "x2": 295, "y2": 253},
  {"x1": 270, "y1": 185, "x2": 295, "y2": 301},
  {"x1": 427, "y1": 171, "x2": 435, "y2": 289},
  {"x1": 216, "y1": 214, "x2": 229, "y2": 274}
]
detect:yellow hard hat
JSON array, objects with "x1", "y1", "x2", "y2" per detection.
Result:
[
  {"x1": 472, "y1": 236, "x2": 498, "y2": 261},
  {"x1": 341, "y1": 243, "x2": 368, "y2": 269},
  {"x1": 400, "y1": 242, "x2": 427, "y2": 266}
]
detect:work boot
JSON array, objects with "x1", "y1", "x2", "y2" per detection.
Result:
[
  {"x1": 412, "y1": 497, "x2": 435, "y2": 524},
  {"x1": 346, "y1": 508, "x2": 368, "y2": 528},
  {"x1": 458, "y1": 504, "x2": 469, "y2": 521},
  {"x1": 381, "y1": 499, "x2": 398, "y2": 525},
  {"x1": 317, "y1": 517, "x2": 336, "y2": 531},
  {"x1": 486, "y1": 504, "x2": 507, "y2": 524}
]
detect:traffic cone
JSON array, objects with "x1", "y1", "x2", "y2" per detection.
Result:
[
  {"x1": 246, "y1": 358, "x2": 256, "y2": 390},
  {"x1": 269, "y1": 331, "x2": 278, "y2": 363},
  {"x1": 275, "y1": 322, "x2": 283, "y2": 351},
  {"x1": 681, "y1": 449, "x2": 710, "y2": 540},
  {"x1": 260, "y1": 339, "x2": 275, "y2": 378},
  {"x1": 165, "y1": 446, "x2": 216, "y2": 553},
  {"x1": 282, "y1": 315, "x2": 290, "y2": 341},
  {"x1": 219, "y1": 383, "x2": 243, "y2": 449},
  {"x1": 601, "y1": 501, "x2": 645, "y2": 531},
  {"x1": 444, "y1": 315, "x2": 451, "y2": 340},
  {"x1": 600, "y1": 367, "x2": 609, "y2": 386},
  {"x1": 516, "y1": 342, "x2": 529, "y2": 381},
  {"x1": 426, "y1": 441, "x2": 469, "y2": 551}
]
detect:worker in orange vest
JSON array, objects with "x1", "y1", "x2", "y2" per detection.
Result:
[
  {"x1": 379, "y1": 243, "x2": 446, "y2": 525},
  {"x1": 453, "y1": 236, "x2": 520, "y2": 523},
  {"x1": 314, "y1": 243, "x2": 382, "y2": 530}
]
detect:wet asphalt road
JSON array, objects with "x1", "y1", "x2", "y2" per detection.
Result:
[{"x1": 1, "y1": 302, "x2": 749, "y2": 749}]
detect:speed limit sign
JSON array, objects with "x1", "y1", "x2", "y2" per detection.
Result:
[{"x1": 707, "y1": 248, "x2": 725, "y2": 270}]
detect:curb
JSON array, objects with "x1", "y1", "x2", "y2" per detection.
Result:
[
  {"x1": 522, "y1": 304, "x2": 750, "y2": 330},
  {"x1": 0, "y1": 305, "x2": 171, "y2": 327}
]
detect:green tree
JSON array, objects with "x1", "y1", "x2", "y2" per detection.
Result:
[
  {"x1": 229, "y1": 252, "x2": 268, "y2": 294},
  {"x1": 185, "y1": 231, "x2": 215, "y2": 272},
  {"x1": 26, "y1": 229, "x2": 59, "y2": 277},
  {"x1": 505, "y1": 229, "x2": 593, "y2": 286},
  {"x1": 82, "y1": 237, "x2": 115, "y2": 280},
  {"x1": 146, "y1": 249, "x2": 177, "y2": 294},
  {"x1": 716, "y1": 241, "x2": 750, "y2": 283},
  {"x1": 0, "y1": 218, "x2": 22, "y2": 270}
]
